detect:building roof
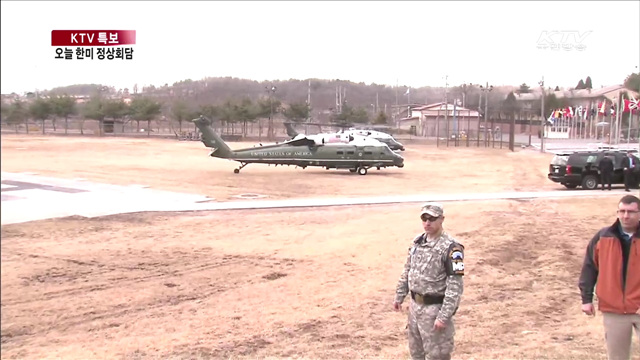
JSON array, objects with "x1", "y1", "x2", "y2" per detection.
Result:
[
  {"x1": 514, "y1": 84, "x2": 639, "y2": 102},
  {"x1": 398, "y1": 116, "x2": 419, "y2": 122},
  {"x1": 400, "y1": 102, "x2": 481, "y2": 121}
]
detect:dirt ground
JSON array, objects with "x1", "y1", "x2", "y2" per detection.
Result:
[
  {"x1": 0, "y1": 134, "x2": 560, "y2": 201},
  {"x1": 1, "y1": 134, "x2": 638, "y2": 359}
]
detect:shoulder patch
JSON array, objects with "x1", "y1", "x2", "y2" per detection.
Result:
[
  {"x1": 449, "y1": 247, "x2": 464, "y2": 260},
  {"x1": 448, "y1": 245, "x2": 464, "y2": 275}
]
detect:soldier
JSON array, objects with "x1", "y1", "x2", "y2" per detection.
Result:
[{"x1": 393, "y1": 202, "x2": 465, "y2": 360}]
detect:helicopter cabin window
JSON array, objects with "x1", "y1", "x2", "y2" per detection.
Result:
[
  {"x1": 364, "y1": 151, "x2": 373, "y2": 155},
  {"x1": 336, "y1": 151, "x2": 344, "y2": 155},
  {"x1": 346, "y1": 151, "x2": 355, "y2": 155}
]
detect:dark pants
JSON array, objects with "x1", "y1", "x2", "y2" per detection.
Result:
[
  {"x1": 624, "y1": 169, "x2": 636, "y2": 190},
  {"x1": 601, "y1": 172, "x2": 612, "y2": 190}
]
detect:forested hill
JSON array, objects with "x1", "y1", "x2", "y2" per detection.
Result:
[{"x1": 45, "y1": 77, "x2": 467, "y2": 112}]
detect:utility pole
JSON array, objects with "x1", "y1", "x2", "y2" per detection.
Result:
[
  {"x1": 528, "y1": 107, "x2": 532, "y2": 146},
  {"x1": 395, "y1": 79, "x2": 398, "y2": 123},
  {"x1": 461, "y1": 83, "x2": 467, "y2": 108},
  {"x1": 266, "y1": 84, "x2": 276, "y2": 141},
  {"x1": 539, "y1": 77, "x2": 545, "y2": 153},
  {"x1": 307, "y1": 79, "x2": 311, "y2": 122},
  {"x1": 477, "y1": 90, "x2": 481, "y2": 147},
  {"x1": 480, "y1": 82, "x2": 493, "y2": 147},
  {"x1": 484, "y1": 84, "x2": 489, "y2": 147},
  {"x1": 444, "y1": 75, "x2": 449, "y2": 146}
]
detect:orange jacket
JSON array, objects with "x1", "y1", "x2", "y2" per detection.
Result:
[{"x1": 579, "y1": 220, "x2": 640, "y2": 314}]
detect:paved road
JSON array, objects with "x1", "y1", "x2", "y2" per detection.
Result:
[{"x1": 1, "y1": 172, "x2": 632, "y2": 225}]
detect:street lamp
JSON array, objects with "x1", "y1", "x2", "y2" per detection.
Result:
[
  {"x1": 539, "y1": 77, "x2": 545, "y2": 153},
  {"x1": 479, "y1": 82, "x2": 493, "y2": 146}
]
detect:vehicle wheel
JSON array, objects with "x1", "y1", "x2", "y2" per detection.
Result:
[
  {"x1": 564, "y1": 184, "x2": 578, "y2": 189},
  {"x1": 581, "y1": 175, "x2": 598, "y2": 190},
  {"x1": 233, "y1": 169, "x2": 240, "y2": 174},
  {"x1": 357, "y1": 167, "x2": 368, "y2": 175},
  {"x1": 349, "y1": 169, "x2": 357, "y2": 173}
]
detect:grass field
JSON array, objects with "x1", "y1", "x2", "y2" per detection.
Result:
[
  {"x1": 0, "y1": 134, "x2": 560, "y2": 201},
  {"x1": 1, "y1": 134, "x2": 636, "y2": 359}
]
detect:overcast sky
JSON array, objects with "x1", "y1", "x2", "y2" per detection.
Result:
[{"x1": 1, "y1": 1, "x2": 639, "y2": 94}]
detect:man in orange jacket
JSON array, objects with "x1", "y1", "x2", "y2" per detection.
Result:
[{"x1": 579, "y1": 195, "x2": 640, "y2": 360}]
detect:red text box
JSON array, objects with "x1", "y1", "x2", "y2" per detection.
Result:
[{"x1": 51, "y1": 30, "x2": 136, "y2": 46}]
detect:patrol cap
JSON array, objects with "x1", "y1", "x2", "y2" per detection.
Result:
[{"x1": 420, "y1": 202, "x2": 444, "y2": 217}]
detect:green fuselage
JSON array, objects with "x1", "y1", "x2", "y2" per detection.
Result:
[
  {"x1": 192, "y1": 115, "x2": 404, "y2": 173},
  {"x1": 218, "y1": 142, "x2": 404, "y2": 169}
]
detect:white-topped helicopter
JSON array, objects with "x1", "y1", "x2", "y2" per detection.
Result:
[
  {"x1": 284, "y1": 122, "x2": 404, "y2": 150},
  {"x1": 338, "y1": 128, "x2": 405, "y2": 151}
]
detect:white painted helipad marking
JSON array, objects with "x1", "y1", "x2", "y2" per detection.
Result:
[
  {"x1": 183, "y1": 189, "x2": 626, "y2": 212},
  {"x1": 128, "y1": 184, "x2": 150, "y2": 189},
  {"x1": 233, "y1": 193, "x2": 268, "y2": 199},
  {"x1": 0, "y1": 171, "x2": 632, "y2": 226},
  {"x1": 4, "y1": 188, "x2": 74, "y2": 200},
  {"x1": 1, "y1": 184, "x2": 17, "y2": 189}
]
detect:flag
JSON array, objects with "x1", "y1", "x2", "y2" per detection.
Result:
[
  {"x1": 404, "y1": 88, "x2": 410, "y2": 96},
  {"x1": 566, "y1": 106, "x2": 574, "y2": 117},
  {"x1": 599, "y1": 101, "x2": 606, "y2": 114},
  {"x1": 547, "y1": 112, "x2": 555, "y2": 124},
  {"x1": 624, "y1": 96, "x2": 639, "y2": 113}
]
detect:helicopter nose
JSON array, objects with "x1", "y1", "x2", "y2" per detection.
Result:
[{"x1": 394, "y1": 154, "x2": 404, "y2": 167}]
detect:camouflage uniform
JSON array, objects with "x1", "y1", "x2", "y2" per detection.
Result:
[{"x1": 395, "y1": 204, "x2": 465, "y2": 360}]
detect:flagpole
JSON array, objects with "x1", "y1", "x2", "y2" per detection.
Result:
[
  {"x1": 614, "y1": 96, "x2": 619, "y2": 144},
  {"x1": 587, "y1": 100, "x2": 598, "y2": 139},
  {"x1": 627, "y1": 100, "x2": 632, "y2": 144},
  {"x1": 617, "y1": 95, "x2": 622, "y2": 144},
  {"x1": 618, "y1": 96, "x2": 623, "y2": 144},
  {"x1": 611, "y1": 100, "x2": 615, "y2": 144},
  {"x1": 608, "y1": 99, "x2": 613, "y2": 145}
]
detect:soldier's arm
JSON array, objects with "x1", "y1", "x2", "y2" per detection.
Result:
[
  {"x1": 578, "y1": 231, "x2": 601, "y2": 304},
  {"x1": 438, "y1": 244, "x2": 465, "y2": 322},
  {"x1": 395, "y1": 246, "x2": 412, "y2": 304}
]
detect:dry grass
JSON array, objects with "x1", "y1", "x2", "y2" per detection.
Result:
[
  {"x1": 1, "y1": 134, "x2": 559, "y2": 201},
  {"x1": 1, "y1": 134, "x2": 637, "y2": 359}
]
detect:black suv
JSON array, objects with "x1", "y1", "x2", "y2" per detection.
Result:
[{"x1": 548, "y1": 150, "x2": 640, "y2": 190}]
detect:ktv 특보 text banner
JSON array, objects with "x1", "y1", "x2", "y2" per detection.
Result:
[{"x1": 51, "y1": 30, "x2": 136, "y2": 46}]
